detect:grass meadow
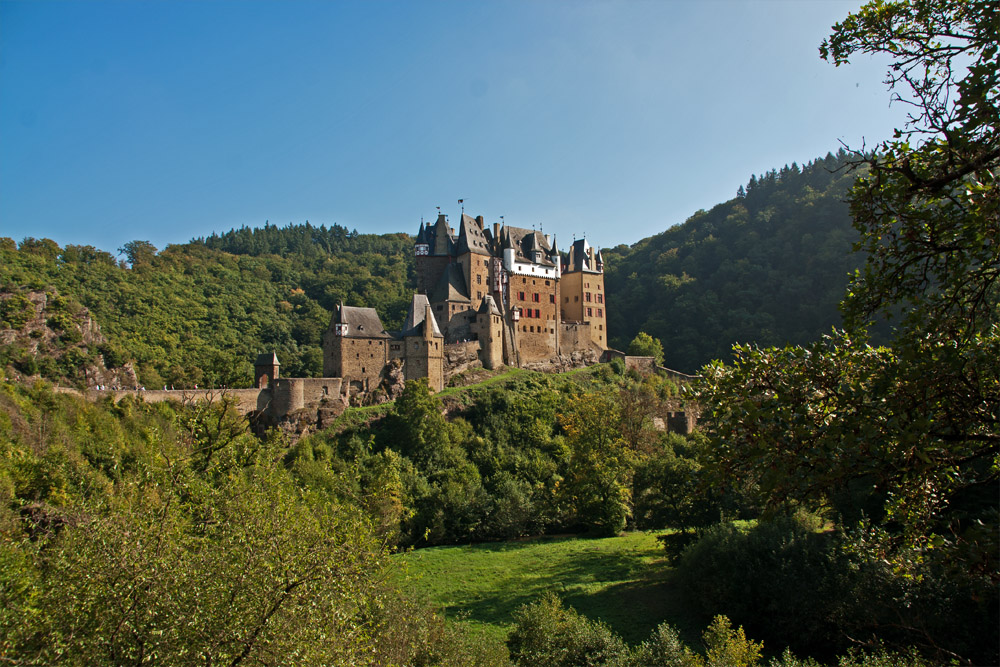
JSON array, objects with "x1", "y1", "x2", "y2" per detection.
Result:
[{"x1": 396, "y1": 531, "x2": 705, "y2": 649}]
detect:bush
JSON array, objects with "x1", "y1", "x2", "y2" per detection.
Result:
[
  {"x1": 507, "y1": 594, "x2": 627, "y2": 667},
  {"x1": 629, "y1": 622, "x2": 703, "y2": 667},
  {"x1": 677, "y1": 513, "x2": 851, "y2": 659}
]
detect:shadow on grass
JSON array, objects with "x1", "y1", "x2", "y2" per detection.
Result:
[
  {"x1": 564, "y1": 574, "x2": 706, "y2": 646},
  {"x1": 442, "y1": 537, "x2": 701, "y2": 646}
]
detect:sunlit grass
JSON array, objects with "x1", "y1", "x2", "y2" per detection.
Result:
[{"x1": 396, "y1": 531, "x2": 703, "y2": 647}]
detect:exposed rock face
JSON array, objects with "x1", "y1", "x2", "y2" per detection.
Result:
[
  {"x1": 522, "y1": 349, "x2": 601, "y2": 373},
  {"x1": 377, "y1": 358, "x2": 406, "y2": 402},
  {"x1": 1, "y1": 288, "x2": 137, "y2": 389},
  {"x1": 251, "y1": 397, "x2": 347, "y2": 440},
  {"x1": 443, "y1": 341, "x2": 483, "y2": 380}
]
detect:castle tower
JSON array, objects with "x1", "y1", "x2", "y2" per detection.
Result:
[
  {"x1": 473, "y1": 295, "x2": 504, "y2": 370},
  {"x1": 322, "y1": 302, "x2": 391, "y2": 395},
  {"x1": 561, "y1": 239, "x2": 607, "y2": 349},
  {"x1": 415, "y1": 214, "x2": 454, "y2": 295},
  {"x1": 396, "y1": 295, "x2": 444, "y2": 392},
  {"x1": 253, "y1": 351, "x2": 280, "y2": 388},
  {"x1": 455, "y1": 214, "x2": 492, "y2": 309}
]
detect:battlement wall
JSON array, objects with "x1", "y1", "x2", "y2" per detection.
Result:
[{"x1": 84, "y1": 388, "x2": 264, "y2": 414}]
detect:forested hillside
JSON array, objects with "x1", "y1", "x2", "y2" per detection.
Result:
[
  {"x1": 604, "y1": 151, "x2": 862, "y2": 371},
  {"x1": 0, "y1": 224, "x2": 414, "y2": 388},
  {"x1": 3, "y1": 159, "x2": 873, "y2": 385}
]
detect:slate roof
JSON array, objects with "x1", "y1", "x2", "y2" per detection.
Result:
[
  {"x1": 455, "y1": 214, "x2": 491, "y2": 256},
  {"x1": 501, "y1": 225, "x2": 557, "y2": 267},
  {"x1": 477, "y1": 294, "x2": 501, "y2": 316},
  {"x1": 566, "y1": 238, "x2": 603, "y2": 273},
  {"x1": 402, "y1": 294, "x2": 431, "y2": 331},
  {"x1": 254, "y1": 351, "x2": 280, "y2": 366},
  {"x1": 334, "y1": 304, "x2": 391, "y2": 338},
  {"x1": 429, "y1": 214, "x2": 454, "y2": 256},
  {"x1": 400, "y1": 294, "x2": 443, "y2": 338},
  {"x1": 429, "y1": 263, "x2": 470, "y2": 303}
]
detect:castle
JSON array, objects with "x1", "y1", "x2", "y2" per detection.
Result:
[{"x1": 254, "y1": 213, "x2": 608, "y2": 416}]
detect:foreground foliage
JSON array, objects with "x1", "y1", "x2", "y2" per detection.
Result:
[
  {"x1": 0, "y1": 382, "x2": 499, "y2": 665},
  {"x1": 506, "y1": 595, "x2": 930, "y2": 667},
  {"x1": 697, "y1": 0, "x2": 998, "y2": 663}
]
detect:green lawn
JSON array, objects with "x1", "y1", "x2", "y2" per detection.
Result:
[{"x1": 396, "y1": 531, "x2": 704, "y2": 648}]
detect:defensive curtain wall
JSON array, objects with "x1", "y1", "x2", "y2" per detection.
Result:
[{"x1": 67, "y1": 378, "x2": 347, "y2": 425}]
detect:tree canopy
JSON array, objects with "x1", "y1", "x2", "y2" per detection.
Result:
[{"x1": 698, "y1": 1, "x2": 998, "y2": 660}]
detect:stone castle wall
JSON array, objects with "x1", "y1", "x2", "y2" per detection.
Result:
[
  {"x1": 324, "y1": 335, "x2": 387, "y2": 392},
  {"x1": 88, "y1": 388, "x2": 263, "y2": 413},
  {"x1": 559, "y1": 321, "x2": 599, "y2": 356}
]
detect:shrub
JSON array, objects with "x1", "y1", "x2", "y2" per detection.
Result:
[
  {"x1": 629, "y1": 622, "x2": 703, "y2": 667},
  {"x1": 677, "y1": 513, "x2": 851, "y2": 658},
  {"x1": 702, "y1": 615, "x2": 763, "y2": 667},
  {"x1": 507, "y1": 594, "x2": 627, "y2": 667}
]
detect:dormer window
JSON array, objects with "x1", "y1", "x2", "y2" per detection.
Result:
[{"x1": 335, "y1": 323, "x2": 348, "y2": 336}]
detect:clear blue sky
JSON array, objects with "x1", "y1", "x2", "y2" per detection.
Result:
[{"x1": 1, "y1": 0, "x2": 907, "y2": 256}]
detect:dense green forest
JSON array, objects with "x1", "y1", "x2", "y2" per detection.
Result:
[
  {"x1": 1, "y1": 224, "x2": 415, "y2": 387},
  {"x1": 604, "y1": 150, "x2": 865, "y2": 371}
]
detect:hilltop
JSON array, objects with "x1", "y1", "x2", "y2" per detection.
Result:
[{"x1": 3, "y1": 150, "x2": 865, "y2": 386}]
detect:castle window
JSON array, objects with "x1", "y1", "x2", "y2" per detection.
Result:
[
  {"x1": 587, "y1": 307, "x2": 593, "y2": 316},
  {"x1": 533, "y1": 293, "x2": 539, "y2": 302},
  {"x1": 585, "y1": 292, "x2": 592, "y2": 302},
  {"x1": 362, "y1": 367, "x2": 366, "y2": 373},
  {"x1": 518, "y1": 291, "x2": 525, "y2": 300},
  {"x1": 599, "y1": 324, "x2": 604, "y2": 330},
  {"x1": 522, "y1": 278, "x2": 526, "y2": 284},
  {"x1": 534, "y1": 308, "x2": 540, "y2": 318},
  {"x1": 585, "y1": 282, "x2": 590, "y2": 288},
  {"x1": 477, "y1": 275, "x2": 482, "y2": 284},
  {"x1": 550, "y1": 294, "x2": 555, "y2": 303},
  {"x1": 564, "y1": 297, "x2": 569, "y2": 303},
  {"x1": 597, "y1": 308, "x2": 603, "y2": 317},
  {"x1": 597, "y1": 294, "x2": 603, "y2": 304},
  {"x1": 574, "y1": 296, "x2": 579, "y2": 302},
  {"x1": 545, "y1": 280, "x2": 550, "y2": 286},
  {"x1": 530, "y1": 326, "x2": 535, "y2": 332}
]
